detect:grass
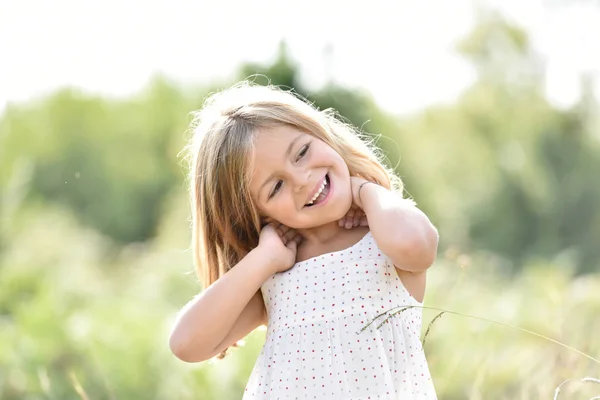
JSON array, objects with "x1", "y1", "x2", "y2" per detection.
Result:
[
  {"x1": 1, "y1": 207, "x2": 599, "y2": 399},
  {"x1": 362, "y1": 304, "x2": 599, "y2": 399}
]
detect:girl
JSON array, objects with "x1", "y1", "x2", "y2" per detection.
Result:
[{"x1": 169, "y1": 82, "x2": 439, "y2": 399}]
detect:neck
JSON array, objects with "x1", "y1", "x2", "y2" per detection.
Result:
[{"x1": 296, "y1": 221, "x2": 347, "y2": 247}]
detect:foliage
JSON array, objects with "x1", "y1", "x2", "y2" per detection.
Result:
[
  {"x1": 0, "y1": 205, "x2": 598, "y2": 399},
  {"x1": 0, "y1": 78, "x2": 199, "y2": 244}
]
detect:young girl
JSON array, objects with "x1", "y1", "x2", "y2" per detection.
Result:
[{"x1": 169, "y1": 82, "x2": 439, "y2": 399}]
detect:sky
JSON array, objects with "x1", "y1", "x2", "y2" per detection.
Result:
[{"x1": 0, "y1": 0, "x2": 599, "y2": 115}]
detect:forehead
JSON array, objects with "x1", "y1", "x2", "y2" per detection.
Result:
[{"x1": 252, "y1": 125, "x2": 304, "y2": 159}]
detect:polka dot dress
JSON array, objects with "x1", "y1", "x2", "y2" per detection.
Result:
[{"x1": 243, "y1": 231, "x2": 437, "y2": 399}]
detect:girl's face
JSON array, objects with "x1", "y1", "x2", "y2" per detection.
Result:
[{"x1": 249, "y1": 125, "x2": 352, "y2": 229}]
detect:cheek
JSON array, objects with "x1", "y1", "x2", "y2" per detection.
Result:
[
  {"x1": 325, "y1": 147, "x2": 346, "y2": 168},
  {"x1": 262, "y1": 196, "x2": 293, "y2": 220},
  {"x1": 331, "y1": 153, "x2": 350, "y2": 176}
]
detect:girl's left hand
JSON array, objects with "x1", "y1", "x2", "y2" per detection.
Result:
[{"x1": 338, "y1": 176, "x2": 371, "y2": 229}]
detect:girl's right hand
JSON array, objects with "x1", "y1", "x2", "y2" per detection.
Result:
[{"x1": 257, "y1": 222, "x2": 303, "y2": 274}]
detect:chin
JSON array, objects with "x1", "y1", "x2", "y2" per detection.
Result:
[{"x1": 326, "y1": 198, "x2": 353, "y2": 224}]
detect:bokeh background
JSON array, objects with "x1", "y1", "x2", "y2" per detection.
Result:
[{"x1": 1, "y1": 1, "x2": 600, "y2": 399}]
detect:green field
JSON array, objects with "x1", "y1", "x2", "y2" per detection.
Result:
[{"x1": 1, "y1": 209, "x2": 598, "y2": 399}]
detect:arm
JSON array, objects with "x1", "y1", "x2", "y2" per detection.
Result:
[
  {"x1": 169, "y1": 223, "x2": 301, "y2": 363},
  {"x1": 168, "y1": 248, "x2": 273, "y2": 363},
  {"x1": 354, "y1": 178, "x2": 439, "y2": 272}
]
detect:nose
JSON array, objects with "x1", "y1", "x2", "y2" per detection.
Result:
[{"x1": 290, "y1": 169, "x2": 311, "y2": 194}]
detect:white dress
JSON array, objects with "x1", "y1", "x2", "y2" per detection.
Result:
[{"x1": 243, "y1": 231, "x2": 437, "y2": 399}]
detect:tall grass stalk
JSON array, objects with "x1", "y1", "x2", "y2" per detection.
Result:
[
  {"x1": 359, "y1": 304, "x2": 600, "y2": 365},
  {"x1": 68, "y1": 370, "x2": 90, "y2": 400}
]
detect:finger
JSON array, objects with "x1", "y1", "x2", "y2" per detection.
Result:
[
  {"x1": 280, "y1": 228, "x2": 294, "y2": 245},
  {"x1": 353, "y1": 210, "x2": 364, "y2": 227},
  {"x1": 274, "y1": 223, "x2": 286, "y2": 237},
  {"x1": 344, "y1": 209, "x2": 355, "y2": 220},
  {"x1": 293, "y1": 234, "x2": 303, "y2": 245},
  {"x1": 286, "y1": 237, "x2": 298, "y2": 253},
  {"x1": 347, "y1": 209, "x2": 357, "y2": 228},
  {"x1": 348, "y1": 210, "x2": 357, "y2": 227},
  {"x1": 345, "y1": 218, "x2": 353, "y2": 229},
  {"x1": 282, "y1": 228, "x2": 297, "y2": 243},
  {"x1": 360, "y1": 215, "x2": 369, "y2": 226}
]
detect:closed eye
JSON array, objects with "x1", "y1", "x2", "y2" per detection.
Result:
[
  {"x1": 267, "y1": 143, "x2": 310, "y2": 200},
  {"x1": 269, "y1": 180, "x2": 283, "y2": 199},
  {"x1": 296, "y1": 143, "x2": 310, "y2": 161}
]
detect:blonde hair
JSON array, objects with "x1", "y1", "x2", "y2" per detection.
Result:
[{"x1": 182, "y1": 81, "x2": 404, "y2": 357}]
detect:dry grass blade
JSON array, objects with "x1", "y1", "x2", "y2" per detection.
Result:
[
  {"x1": 68, "y1": 370, "x2": 90, "y2": 400},
  {"x1": 422, "y1": 311, "x2": 446, "y2": 348},
  {"x1": 359, "y1": 305, "x2": 600, "y2": 365},
  {"x1": 356, "y1": 305, "x2": 415, "y2": 334}
]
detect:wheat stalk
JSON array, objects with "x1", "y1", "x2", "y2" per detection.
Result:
[{"x1": 358, "y1": 304, "x2": 600, "y2": 365}]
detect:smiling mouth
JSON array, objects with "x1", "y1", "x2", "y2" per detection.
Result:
[{"x1": 305, "y1": 174, "x2": 330, "y2": 207}]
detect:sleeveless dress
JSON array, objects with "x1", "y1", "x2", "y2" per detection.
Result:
[{"x1": 243, "y1": 231, "x2": 437, "y2": 399}]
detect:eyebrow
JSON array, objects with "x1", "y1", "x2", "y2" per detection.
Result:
[{"x1": 259, "y1": 133, "x2": 304, "y2": 200}]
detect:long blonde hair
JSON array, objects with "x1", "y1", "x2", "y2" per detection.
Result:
[{"x1": 182, "y1": 82, "x2": 404, "y2": 355}]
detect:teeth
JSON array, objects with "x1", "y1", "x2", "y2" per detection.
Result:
[{"x1": 307, "y1": 178, "x2": 327, "y2": 205}]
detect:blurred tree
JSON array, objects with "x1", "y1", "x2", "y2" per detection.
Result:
[
  {"x1": 460, "y1": 14, "x2": 600, "y2": 272},
  {"x1": 458, "y1": 9, "x2": 543, "y2": 89},
  {"x1": 397, "y1": 11, "x2": 600, "y2": 273},
  {"x1": 0, "y1": 77, "x2": 192, "y2": 244},
  {"x1": 1, "y1": 18, "x2": 597, "y2": 273},
  {"x1": 238, "y1": 41, "x2": 301, "y2": 91}
]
